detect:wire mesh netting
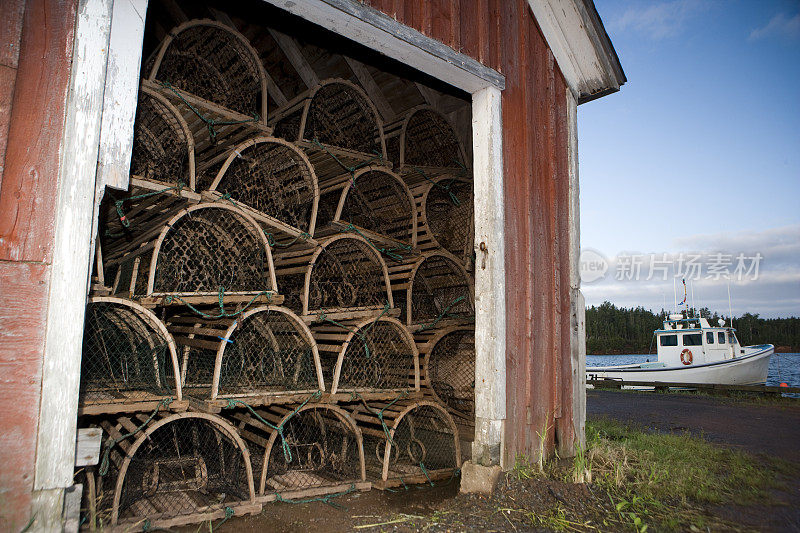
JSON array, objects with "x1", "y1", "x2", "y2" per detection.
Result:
[
  {"x1": 425, "y1": 329, "x2": 475, "y2": 420},
  {"x1": 152, "y1": 22, "x2": 263, "y2": 118},
  {"x1": 424, "y1": 179, "x2": 473, "y2": 259},
  {"x1": 131, "y1": 89, "x2": 192, "y2": 187},
  {"x1": 390, "y1": 108, "x2": 464, "y2": 169},
  {"x1": 80, "y1": 299, "x2": 179, "y2": 406},
  {"x1": 356, "y1": 402, "x2": 460, "y2": 485},
  {"x1": 152, "y1": 205, "x2": 272, "y2": 295},
  {"x1": 96, "y1": 413, "x2": 254, "y2": 526},
  {"x1": 329, "y1": 318, "x2": 417, "y2": 393},
  {"x1": 235, "y1": 405, "x2": 364, "y2": 495},
  {"x1": 275, "y1": 81, "x2": 382, "y2": 155},
  {"x1": 276, "y1": 236, "x2": 390, "y2": 315},
  {"x1": 318, "y1": 169, "x2": 415, "y2": 246},
  {"x1": 409, "y1": 254, "x2": 473, "y2": 327},
  {"x1": 211, "y1": 139, "x2": 317, "y2": 234}
]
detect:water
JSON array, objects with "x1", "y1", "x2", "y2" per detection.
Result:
[{"x1": 587, "y1": 352, "x2": 800, "y2": 388}]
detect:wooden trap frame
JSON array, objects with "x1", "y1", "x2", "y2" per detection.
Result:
[
  {"x1": 315, "y1": 166, "x2": 418, "y2": 253},
  {"x1": 202, "y1": 136, "x2": 320, "y2": 248},
  {"x1": 311, "y1": 316, "x2": 421, "y2": 401},
  {"x1": 384, "y1": 105, "x2": 469, "y2": 185},
  {"x1": 229, "y1": 403, "x2": 370, "y2": 503},
  {"x1": 84, "y1": 412, "x2": 260, "y2": 530},
  {"x1": 346, "y1": 399, "x2": 461, "y2": 490},
  {"x1": 413, "y1": 175, "x2": 474, "y2": 267},
  {"x1": 388, "y1": 251, "x2": 475, "y2": 331},
  {"x1": 131, "y1": 84, "x2": 196, "y2": 191},
  {"x1": 415, "y1": 325, "x2": 475, "y2": 438},
  {"x1": 104, "y1": 203, "x2": 280, "y2": 308},
  {"x1": 166, "y1": 305, "x2": 325, "y2": 409},
  {"x1": 271, "y1": 79, "x2": 388, "y2": 182},
  {"x1": 145, "y1": 19, "x2": 272, "y2": 181},
  {"x1": 272, "y1": 233, "x2": 394, "y2": 322},
  {"x1": 79, "y1": 297, "x2": 185, "y2": 416}
]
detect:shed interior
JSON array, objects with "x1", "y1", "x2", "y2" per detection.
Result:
[{"x1": 79, "y1": 0, "x2": 481, "y2": 527}]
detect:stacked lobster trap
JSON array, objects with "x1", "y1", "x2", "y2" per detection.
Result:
[{"x1": 79, "y1": 16, "x2": 473, "y2": 530}]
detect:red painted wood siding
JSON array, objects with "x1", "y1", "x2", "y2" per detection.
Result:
[
  {"x1": 363, "y1": 0, "x2": 575, "y2": 464},
  {"x1": 0, "y1": 0, "x2": 77, "y2": 528}
]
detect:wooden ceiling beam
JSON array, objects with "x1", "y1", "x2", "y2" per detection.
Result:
[
  {"x1": 268, "y1": 28, "x2": 320, "y2": 89},
  {"x1": 415, "y1": 82, "x2": 441, "y2": 109},
  {"x1": 344, "y1": 56, "x2": 395, "y2": 122}
]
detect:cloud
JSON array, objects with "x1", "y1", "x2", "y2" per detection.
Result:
[
  {"x1": 582, "y1": 225, "x2": 800, "y2": 318},
  {"x1": 610, "y1": 0, "x2": 710, "y2": 40},
  {"x1": 749, "y1": 12, "x2": 800, "y2": 42}
]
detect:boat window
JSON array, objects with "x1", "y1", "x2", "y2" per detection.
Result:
[
  {"x1": 718, "y1": 332, "x2": 726, "y2": 344},
  {"x1": 659, "y1": 334, "x2": 678, "y2": 346},
  {"x1": 706, "y1": 332, "x2": 714, "y2": 344},
  {"x1": 683, "y1": 333, "x2": 702, "y2": 346},
  {"x1": 728, "y1": 332, "x2": 735, "y2": 344}
]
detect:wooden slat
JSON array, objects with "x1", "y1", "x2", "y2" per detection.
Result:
[{"x1": 268, "y1": 29, "x2": 320, "y2": 88}]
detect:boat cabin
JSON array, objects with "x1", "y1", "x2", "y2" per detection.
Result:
[{"x1": 656, "y1": 316, "x2": 743, "y2": 366}]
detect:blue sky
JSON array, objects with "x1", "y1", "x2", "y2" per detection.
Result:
[{"x1": 578, "y1": 0, "x2": 800, "y2": 318}]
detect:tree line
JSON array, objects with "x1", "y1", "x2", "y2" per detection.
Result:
[{"x1": 586, "y1": 301, "x2": 800, "y2": 354}]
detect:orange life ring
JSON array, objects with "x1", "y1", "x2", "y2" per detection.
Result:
[{"x1": 680, "y1": 349, "x2": 693, "y2": 365}]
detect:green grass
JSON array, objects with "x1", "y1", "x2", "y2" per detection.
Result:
[{"x1": 585, "y1": 417, "x2": 793, "y2": 531}]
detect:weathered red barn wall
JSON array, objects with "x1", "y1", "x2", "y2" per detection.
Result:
[
  {"x1": 363, "y1": 0, "x2": 575, "y2": 463},
  {"x1": 0, "y1": 0, "x2": 77, "y2": 528}
]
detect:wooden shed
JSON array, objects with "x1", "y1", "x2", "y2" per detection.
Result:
[{"x1": 0, "y1": 0, "x2": 624, "y2": 529}]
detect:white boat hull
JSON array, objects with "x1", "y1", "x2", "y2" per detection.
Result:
[{"x1": 587, "y1": 345, "x2": 774, "y2": 386}]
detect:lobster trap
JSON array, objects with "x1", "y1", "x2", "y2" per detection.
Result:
[
  {"x1": 79, "y1": 297, "x2": 183, "y2": 415},
  {"x1": 104, "y1": 203, "x2": 279, "y2": 307},
  {"x1": 416, "y1": 326, "x2": 475, "y2": 434},
  {"x1": 388, "y1": 252, "x2": 475, "y2": 330},
  {"x1": 85, "y1": 412, "x2": 260, "y2": 530},
  {"x1": 145, "y1": 19, "x2": 272, "y2": 177},
  {"x1": 347, "y1": 399, "x2": 461, "y2": 489},
  {"x1": 166, "y1": 305, "x2": 324, "y2": 408},
  {"x1": 131, "y1": 84, "x2": 196, "y2": 191},
  {"x1": 315, "y1": 166, "x2": 418, "y2": 252},
  {"x1": 415, "y1": 176, "x2": 474, "y2": 267},
  {"x1": 271, "y1": 79, "x2": 387, "y2": 181},
  {"x1": 272, "y1": 234, "x2": 393, "y2": 321},
  {"x1": 311, "y1": 316, "x2": 420, "y2": 400},
  {"x1": 204, "y1": 136, "x2": 320, "y2": 247},
  {"x1": 385, "y1": 106, "x2": 468, "y2": 184},
  {"x1": 230, "y1": 403, "x2": 369, "y2": 502}
]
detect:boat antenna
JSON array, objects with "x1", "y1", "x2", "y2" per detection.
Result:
[
  {"x1": 673, "y1": 277, "x2": 677, "y2": 313},
  {"x1": 691, "y1": 280, "x2": 695, "y2": 317},
  {"x1": 727, "y1": 277, "x2": 733, "y2": 327}
]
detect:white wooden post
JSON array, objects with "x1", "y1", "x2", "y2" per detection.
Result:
[
  {"x1": 31, "y1": 0, "x2": 113, "y2": 529},
  {"x1": 471, "y1": 86, "x2": 507, "y2": 467},
  {"x1": 566, "y1": 89, "x2": 586, "y2": 449}
]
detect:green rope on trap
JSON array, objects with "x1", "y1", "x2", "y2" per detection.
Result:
[
  {"x1": 417, "y1": 295, "x2": 468, "y2": 332},
  {"x1": 141, "y1": 519, "x2": 151, "y2": 531},
  {"x1": 99, "y1": 398, "x2": 173, "y2": 477},
  {"x1": 226, "y1": 391, "x2": 322, "y2": 463},
  {"x1": 342, "y1": 223, "x2": 411, "y2": 262},
  {"x1": 274, "y1": 483, "x2": 356, "y2": 510},
  {"x1": 310, "y1": 137, "x2": 384, "y2": 186},
  {"x1": 160, "y1": 81, "x2": 259, "y2": 144},
  {"x1": 317, "y1": 302, "x2": 390, "y2": 359},
  {"x1": 266, "y1": 231, "x2": 312, "y2": 249},
  {"x1": 358, "y1": 390, "x2": 409, "y2": 448},
  {"x1": 209, "y1": 506, "x2": 235, "y2": 531},
  {"x1": 412, "y1": 167, "x2": 460, "y2": 206},
  {"x1": 163, "y1": 287, "x2": 272, "y2": 319},
  {"x1": 108, "y1": 181, "x2": 186, "y2": 234},
  {"x1": 419, "y1": 462, "x2": 434, "y2": 486},
  {"x1": 452, "y1": 158, "x2": 468, "y2": 177}
]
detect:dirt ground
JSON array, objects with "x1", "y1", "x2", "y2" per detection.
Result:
[{"x1": 191, "y1": 391, "x2": 800, "y2": 532}]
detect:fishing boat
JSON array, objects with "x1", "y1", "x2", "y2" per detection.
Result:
[{"x1": 586, "y1": 314, "x2": 774, "y2": 385}]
